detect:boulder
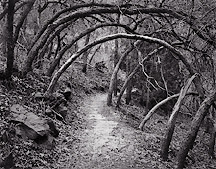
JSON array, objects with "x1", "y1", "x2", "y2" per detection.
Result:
[{"x1": 10, "y1": 104, "x2": 50, "y2": 143}]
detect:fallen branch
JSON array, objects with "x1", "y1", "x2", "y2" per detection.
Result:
[{"x1": 50, "y1": 108, "x2": 67, "y2": 124}]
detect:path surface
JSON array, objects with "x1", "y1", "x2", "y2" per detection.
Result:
[
  {"x1": 56, "y1": 93, "x2": 215, "y2": 169},
  {"x1": 73, "y1": 93, "x2": 143, "y2": 169}
]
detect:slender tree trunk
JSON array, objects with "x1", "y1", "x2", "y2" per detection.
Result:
[
  {"x1": 125, "y1": 54, "x2": 132, "y2": 104},
  {"x1": 125, "y1": 79, "x2": 133, "y2": 104},
  {"x1": 14, "y1": 0, "x2": 36, "y2": 43},
  {"x1": 208, "y1": 109, "x2": 216, "y2": 158},
  {"x1": 177, "y1": 90, "x2": 216, "y2": 169},
  {"x1": 116, "y1": 64, "x2": 140, "y2": 107},
  {"x1": 1, "y1": 2, "x2": 7, "y2": 61},
  {"x1": 113, "y1": 14, "x2": 120, "y2": 96},
  {"x1": 47, "y1": 42, "x2": 53, "y2": 59},
  {"x1": 145, "y1": 83, "x2": 150, "y2": 111},
  {"x1": 88, "y1": 44, "x2": 101, "y2": 64},
  {"x1": 107, "y1": 45, "x2": 134, "y2": 106},
  {"x1": 160, "y1": 74, "x2": 197, "y2": 161},
  {"x1": 54, "y1": 34, "x2": 61, "y2": 59},
  {"x1": 5, "y1": 0, "x2": 15, "y2": 79},
  {"x1": 82, "y1": 33, "x2": 91, "y2": 73}
]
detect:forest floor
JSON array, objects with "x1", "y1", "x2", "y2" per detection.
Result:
[{"x1": 1, "y1": 64, "x2": 216, "y2": 169}]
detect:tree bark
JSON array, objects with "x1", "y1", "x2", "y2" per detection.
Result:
[
  {"x1": 125, "y1": 79, "x2": 133, "y2": 104},
  {"x1": 107, "y1": 45, "x2": 134, "y2": 106},
  {"x1": 160, "y1": 73, "x2": 198, "y2": 161},
  {"x1": 82, "y1": 33, "x2": 91, "y2": 73},
  {"x1": 116, "y1": 63, "x2": 140, "y2": 107},
  {"x1": 5, "y1": 0, "x2": 15, "y2": 79},
  {"x1": 113, "y1": 14, "x2": 120, "y2": 96},
  {"x1": 88, "y1": 44, "x2": 101, "y2": 64},
  {"x1": 14, "y1": 0, "x2": 36, "y2": 43},
  {"x1": 125, "y1": 53, "x2": 133, "y2": 105},
  {"x1": 177, "y1": 91, "x2": 216, "y2": 169},
  {"x1": 208, "y1": 109, "x2": 216, "y2": 158}
]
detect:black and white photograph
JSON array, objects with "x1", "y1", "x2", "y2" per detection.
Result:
[{"x1": 1, "y1": 0, "x2": 216, "y2": 168}]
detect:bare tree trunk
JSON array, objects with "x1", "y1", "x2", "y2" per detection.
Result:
[
  {"x1": 125, "y1": 54, "x2": 132, "y2": 104},
  {"x1": 1, "y1": 2, "x2": 7, "y2": 61},
  {"x1": 160, "y1": 74, "x2": 198, "y2": 161},
  {"x1": 116, "y1": 64, "x2": 140, "y2": 107},
  {"x1": 88, "y1": 44, "x2": 101, "y2": 64},
  {"x1": 5, "y1": 0, "x2": 15, "y2": 79},
  {"x1": 113, "y1": 14, "x2": 120, "y2": 96},
  {"x1": 209, "y1": 128, "x2": 216, "y2": 158},
  {"x1": 54, "y1": 34, "x2": 61, "y2": 59},
  {"x1": 125, "y1": 79, "x2": 133, "y2": 104},
  {"x1": 107, "y1": 45, "x2": 133, "y2": 106},
  {"x1": 177, "y1": 90, "x2": 216, "y2": 169},
  {"x1": 38, "y1": 21, "x2": 72, "y2": 64},
  {"x1": 82, "y1": 33, "x2": 91, "y2": 73},
  {"x1": 47, "y1": 42, "x2": 53, "y2": 59},
  {"x1": 14, "y1": 0, "x2": 36, "y2": 43},
  {"x1": 145, "y1": 83, "x2": 150, "y2": 112},
  {"x1": 208, "y1": 109, "x2": 216, "y2": 158}
]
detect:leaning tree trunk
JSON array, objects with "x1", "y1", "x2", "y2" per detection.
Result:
[
  {"x1": 14, "y1": 0, "x2": 36, "y2": 43},
  {"x1": 160, "y1": 73, "x2": 198, "y2": 161},
  {"x1": 177, "y1": 90, "x2": 216, "y2": 169},
  {"x1": 116, "y1": 63, "x2": 140, "y2": 107},
  {"x1": 107, "y1": 45, "x2": 134, "y2": 106},
  {"x1": 5, "y1": 0, "x2": 15, "y2": 79},
  {"x1": 208, "y1": 109, "x2": 216, "y2": 158}
]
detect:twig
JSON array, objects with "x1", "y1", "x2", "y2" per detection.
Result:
[{"x1": 50, "y1": 108, "x2": 67, "y2": 124}]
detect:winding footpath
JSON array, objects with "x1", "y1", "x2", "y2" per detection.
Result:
[{"x1": 73, "y1": 93, "x2": 140, "y2": 169}]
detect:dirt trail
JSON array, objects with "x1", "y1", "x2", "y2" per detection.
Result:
[{"x1": 73, "y1": 93, "x2": 143, "y2": 169}]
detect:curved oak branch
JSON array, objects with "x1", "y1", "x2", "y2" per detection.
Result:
[{"x1": 45, "y1": 33, "x2": 198, "y2": 95}]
